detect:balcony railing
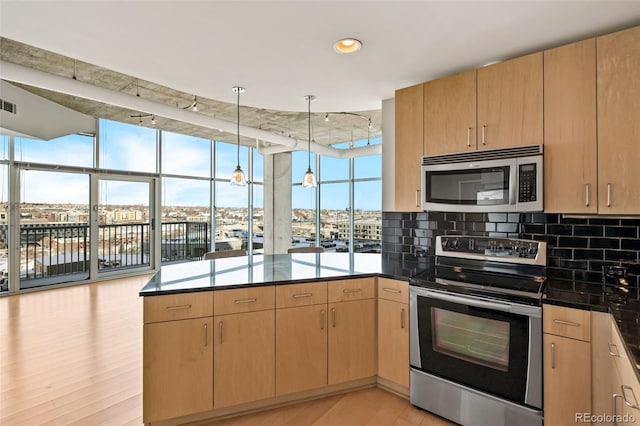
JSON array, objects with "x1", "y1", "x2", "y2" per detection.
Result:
[{"x1": 17, "y1": 221, "x2": 209, "y2": 287}]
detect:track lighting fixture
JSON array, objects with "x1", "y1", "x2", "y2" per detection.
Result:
[
  {"x1": 230, "y1": 86, "x2": 247, "y2": 187},
  {"x1": 130, "y1": 113, "x2": 156, "y2": 126},
  {"x1": 302, "y1": 95, "x2": 317, "y2": 188},
  {"x1": 324, "y1": 113, "x2": 329, "y2": 122},
  {"x1": 192, "y1": 96, "x2": 198, "y2": 112}
]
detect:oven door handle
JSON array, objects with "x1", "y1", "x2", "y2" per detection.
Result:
[{"x1": 419, "y1": 289, "x2": 540, "y2": 317}]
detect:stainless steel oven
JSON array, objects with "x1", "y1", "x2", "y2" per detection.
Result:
[
  {"x1": 409, "y1": 236, "x2": 546, "y2": 426},
  {"x1": 421, "y1": 145, "x2": 543, "y2": 212}
]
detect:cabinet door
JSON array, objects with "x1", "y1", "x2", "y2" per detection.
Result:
[
  {"x1": 143, "y1": 317, "x2": 213, "y2": 423},
  {"x1": 424, "y1": 70, "x2": 477, "y2": 155},
  {"x1": 477, "y1": 52, "x2": 543, "y2": 149},
  {"x1": 328, "y1": 299, "x2": 376, "y2": 385},
  {"x1": 275, "y1": 304, "x2": 327, "y2": 395},
  {"x1": 591, "y1": 312, "x2": 616, "y2": 426},
  {"x1": 544, "y1": 38, "x2": 598, "y2": 213},
  {"x1": 377, "y1": 299, "x2": 409, "y2": 389},
  {"x1": 214, "y1": 310, "x2": 275, "y2": 408},
  {"x1": 597, "y1": 26, "x2": 640, "y2": 214},
  {"x1": 394, "y1": 83, "x2": 423, "y2": 211},
  {"x1": 543, "y1": 333, "x2": 591, "y2": 425}
]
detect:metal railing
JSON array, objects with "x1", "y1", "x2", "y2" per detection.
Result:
[{"x1": 17, "y1": 221, "x2": 209, "y2": 286}]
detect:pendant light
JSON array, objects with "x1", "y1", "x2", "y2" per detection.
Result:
[
  {"x1": 230, "y1": 86, "x2": 247, "y2": 186},
  {"x1": 302, "y1": 95, "x2": 317, "y2": 188}
]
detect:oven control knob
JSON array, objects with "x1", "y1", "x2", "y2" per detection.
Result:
[
  {"x1": 441, "y1": 238, "x2": 449, "y2": 249},
  {"x1": 451, "y1": 238, "x2": 459, "y2": 249}
]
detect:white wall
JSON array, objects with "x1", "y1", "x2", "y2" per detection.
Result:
[{"x1": 0, "y1": 81, "x2": 95, "y2": 140}]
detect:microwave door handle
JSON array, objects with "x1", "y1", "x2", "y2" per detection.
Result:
[{"x1": 510, "y1": 163, "x2": 518, "y2": 205}]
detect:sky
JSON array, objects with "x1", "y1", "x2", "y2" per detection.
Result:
[{"x1": 5, "y1": 119, "x2": 382, "y2": 210}]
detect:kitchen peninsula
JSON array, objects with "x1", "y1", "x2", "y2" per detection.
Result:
[{"x1": 139, "y1": 253, "x2": 417, "y2": 425}]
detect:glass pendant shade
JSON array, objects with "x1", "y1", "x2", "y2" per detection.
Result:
[
  {"x1": 231, "y1": 165, "x2": 247, "y2": 186},
  {"x1": 302, "y1": 167, "x2": 317, "y2": 188}
]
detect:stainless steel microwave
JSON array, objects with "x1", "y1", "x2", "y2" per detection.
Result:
[{"x1": 421, "y1": 145, "x2": 543, "y2": 212}]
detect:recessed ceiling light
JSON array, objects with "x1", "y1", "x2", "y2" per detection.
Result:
[{"x1": 334, "y1": 38, "x2": 362, "y2": 54}]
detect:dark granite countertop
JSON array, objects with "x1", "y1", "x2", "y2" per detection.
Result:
[
  {"x1": 545, "y1": 278, "x2": 640, "y2": 380},
  {"x1": 139, "y1": 253, "x2": 639, "y2": 380},
  {"x1": 140, "y1": 253, "x2": 427, "y2": 296}
]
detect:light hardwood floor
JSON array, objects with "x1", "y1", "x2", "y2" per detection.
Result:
[{"x1": 0, "y1": 276, "x2": 454, "y2": 426}]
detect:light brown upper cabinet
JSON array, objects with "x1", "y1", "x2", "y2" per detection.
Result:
[
  {"x1": 423, "y1": 53, "x2": 543, "y2": 157},
  {"x1": 476, "y1": 52, "x2": 543, "y2": 150},
  {"x1": 394, "y1": 83, "x2": 424, "y2": 211},
  {"x1": 597, "y1": 25, "x2": 640, "y2": 214},
  {"x1": 543, "y1": 38, "x2": 598, "y2": 213},
  {"x1": 423, "y1": 70, "x2": 476, "y2": 156}
]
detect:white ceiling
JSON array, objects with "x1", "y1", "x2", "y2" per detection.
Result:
[{"x1": 1, "y1": 1, "x2": 639, "y2": 113}]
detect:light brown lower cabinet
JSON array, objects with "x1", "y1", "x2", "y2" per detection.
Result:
[
  {"x1": 328, "y1": 298, "x2": 376, "y2": 385},
  {"x1": 543, "y1": 333, "x2": 591, "y2": 425},
  {"x1": 213, "y1": 309, "x2": 275, "y2": 408},
  {"x1": 592, "y1": 311, "x2": 640, "y2": 426},
  {"x1": 275, "y1": 304, "x2": 327, "y2": 395},
  {"x1": 377, "y1": 298, "x2": 409, "y2": 388},
  {"x1": 143, "y1": 317, "x2": 213, "y2": 423}
]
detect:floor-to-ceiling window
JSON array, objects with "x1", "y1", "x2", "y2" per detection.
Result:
[
  {"x1": 0, "y1": 135, "x2": 8, "y2": 292},
  {"x1": 291, "y1": 137, "x2": 382, "y2": 253},
  {"x1": 161, "y1": 131, "x2": 212, "y2": 261},
  {"x1": 291, "y1": 150, "x2": 317, "y2": 246},
  {"x1": 214, "y1": 141, "x2": 249, "y2": 251},
  {"x1": 353, "y1": 137, "x2": 382, "y2": 252},
  {"x1": 1, "y1": 116, "x2": 268, "y2": 293}
]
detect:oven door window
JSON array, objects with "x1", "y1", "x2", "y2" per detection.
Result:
[
  {"x1": 432, "y1": 308, "x2": 510, "y2": 372},
  {"x1": 425, "y1": 166, "x2": 510, "y2": 205},
  {"x1": 415, "y1": 295, "x2": 530, "y2": 405}
]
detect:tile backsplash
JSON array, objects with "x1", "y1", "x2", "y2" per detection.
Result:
[{"x1": 381, "y1": 211, "x2": 640, "y2": 295}]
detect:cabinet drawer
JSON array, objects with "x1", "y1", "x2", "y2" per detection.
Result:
[
  {"x1": 214, "y1": 286, "x2": 275, "y2": 315},
  {"x1": 144, "y1": 292, "x2": 213, "y2": 323},
  {"x1": 543, "y1": 304, "x2": 591, "y2": 341},
  {"x1": 378, "y1": 278, "x2": 408, "y2": 303},
  {"x1": 328, "y1": 278, "x2": 375, "y2": 302},
  {"x1": 276, "y1": 282, "x2": 327, "y2": 308}
]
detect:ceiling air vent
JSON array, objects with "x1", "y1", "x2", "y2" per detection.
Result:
[{"x1": 1, "y1": 99, "x2": 17, "y2": 114}]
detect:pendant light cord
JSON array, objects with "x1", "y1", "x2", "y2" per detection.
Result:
[
  {"x1": 236, "y1": 89, "x2": 240, "y2": 168},
  {"x1": 307, "y1": 96, "x2": 311, "y2": 170}
]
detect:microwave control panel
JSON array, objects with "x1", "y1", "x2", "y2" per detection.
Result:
[{"x1": 518, "y1": 163, "x2": 537, "y2": 203}]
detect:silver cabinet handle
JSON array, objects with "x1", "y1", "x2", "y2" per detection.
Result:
[
  {"x1": 343, "y1": 288, "x2": 362, "y2": 294},
  {"x1": 551, "y1": 342, "x2": 556, "y2": 369},
  {"x1": 613, "y1": 393, "x2": 623, "y2": 425},
  {"x1": 401, "y1": 308, "x2": 405, "y2": 329},
  {"x1": 608, "y1": 343, "x2": 620, "y2": 357},
  {"x1": 293, "y1": 293, "x2": 313, "y2": 299},
  {"x1": 165, "y1": 304, "x2": 191, "y2": 311},
  {"x1": 415, "y1": 189, "x2": 420, "y2": 208},
  {"x1": 234, "y1": 298, "x2": 256, "y2": 304},
  {"x1": 332, "y1": 307, "x2": 336, "y2": 328},
  {"x1": 553, "y1": 319, "x2": 580, "y2": 327},
  {"x1": 383, "y1": 288, "x2": 401, "y2": 294},
  {"x1": 467, "y1": 127, "x2": 472, "y2": 147},
  {"x1": 585, "y1": 184, "x2": 590, "y2": 207},
  {"x1": 622, "y1": 385, "x2": 640, "y2": 410},
  {"x1": 203, "y1": 323, "x2": 208, "y2": 347},
  {"x1": 218, "y1": 321, "x2": 223, "y2": 344},
  {"x1": 481, "y1": 125, "x2": 486, "y2": 145},
  {"x1": 320, "y1": 309, "x2": 325, "y2": 330},
  {"x1": 607, "y1": 183, "x2": 612, "y2": 207}
]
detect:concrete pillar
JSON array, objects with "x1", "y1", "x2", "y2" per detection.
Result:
[
  {"x1": 263, "y1": 152, "x2": 292, "y2": 254},
  {"x1": 381, "y1": 97, "x2": 395, "y2": 211}
]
